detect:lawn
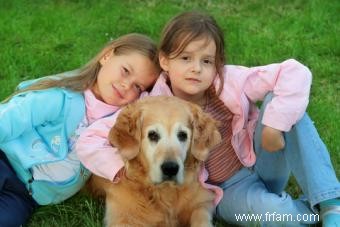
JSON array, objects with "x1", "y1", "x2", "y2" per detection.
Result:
[{"x1": 0, "y1": 0, "x2": 339, "y2": 226}]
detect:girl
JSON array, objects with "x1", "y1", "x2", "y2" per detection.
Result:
[
  {"x1": 76, "y1": 12, "x2": 340, "y2": 226},
  {"x1": 0, "y1": 33, "x2": 160, "y2": 227}
]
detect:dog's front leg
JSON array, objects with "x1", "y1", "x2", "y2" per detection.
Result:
[
  {"x1": 104, "y1": 200, "x2": 137, "y2": 227},
  {"x1": 190, "y1": 207, "x2": 214, "y2": 227}
]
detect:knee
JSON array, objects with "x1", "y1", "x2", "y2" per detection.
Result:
[
  {"x1": 249, "y1": 191, "x2": 295, "y2": 214},
  {"x1": 216, "y1": 185, "x2": 293, "y2": 221}
]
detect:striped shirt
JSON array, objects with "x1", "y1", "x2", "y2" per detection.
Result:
[{"x1": 204, "y1": 88, "x2": 243, "y2": 184}]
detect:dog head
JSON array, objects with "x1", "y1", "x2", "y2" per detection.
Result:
[{"x1": 109, "y1": 96, "x2": 221, "y2": 185}]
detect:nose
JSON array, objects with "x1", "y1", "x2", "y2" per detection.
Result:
[
  {"x1": 191, "y1": 60, "x2": 201, "y2": 73},
  {"x1": 121, "y1": 77, "x2": 132, "y2": 90},
  {"x1": 161, "y1": 161, "x2": 179, "y2": 178}
]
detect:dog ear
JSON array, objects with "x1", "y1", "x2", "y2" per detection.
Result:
[
  {"x1": 108, "y1": 102, "x2": 142, "y2": 160},
  {"x1": 190, "y1": 103, "x2": 221, "y2": 161}
]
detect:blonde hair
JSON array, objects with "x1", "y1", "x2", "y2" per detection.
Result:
[
  {"x1": 3, "y1": 33, "x2": 160, "y2": 102},
  {"x1": 159, "y1": 11, "x2": 225, "y2": 95}
]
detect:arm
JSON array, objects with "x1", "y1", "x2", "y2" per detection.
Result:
[
  {"x1": 226, "y1": 59, "x2": 312, "y2": 151},
  {"x1": 243, "y1": 59, "x2": 312, "y2": 131},
  {"x1": 0, "y1": 89, "x2": 64, "y2": 143},
  {"x1": 75, "y1": 113, "x2": 124, "y2": 181},
  {"x1": 249, "y1": 59, "x2": 311, "y2": 151}
]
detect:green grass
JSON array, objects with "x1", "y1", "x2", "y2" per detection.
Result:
[{"x1": 0, "y1": 0, "x2": 339, "y2": 226}]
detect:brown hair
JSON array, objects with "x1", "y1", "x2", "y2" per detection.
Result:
[
  {"x1": 159, "y1": 11, "x2": 225, "y2": 95},
  {"x1": 3, "y1": 33, "x2": 160, "y2": 102}
]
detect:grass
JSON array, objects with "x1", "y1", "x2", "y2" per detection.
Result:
[{"x1": 0, "y1": 0, "x2": 339, "y2": 226}]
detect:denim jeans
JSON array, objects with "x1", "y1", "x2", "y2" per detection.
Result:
[
  {"x1": 216, "y1": 93, "x2": 340, "y2": 226},
  {"x1": 0, "y1": 150, "x2": 38, "y2": 227}
]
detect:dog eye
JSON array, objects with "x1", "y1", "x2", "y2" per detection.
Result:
[
  {"x1": 148, "y1": 130, "x2": 160, "y2": 142},
  {"x1": 177, "y1": 131, "x2": 188, "y2": 142}
]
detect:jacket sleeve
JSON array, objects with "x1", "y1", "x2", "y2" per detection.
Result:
[
  {"x1": 0, "y1": 89, "x2": 64, "y2": 143},
  {"x1": 75, "y1": 113, "x2": 124, "y2": 181},
  {"x1": 238, "y1": 59, "x2": 312, "y2": 131}
]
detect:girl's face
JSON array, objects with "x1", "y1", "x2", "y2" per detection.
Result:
[
  {"x1": 159, "y1": 38, "x2": 217, "y2": 105},
  {"x1": 92, "y1": 51, "x2": 158, "y2": 106}
]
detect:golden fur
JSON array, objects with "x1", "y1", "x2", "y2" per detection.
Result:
[{"x1": 89, "y1": 96, "x2": 221, "y2": 227}]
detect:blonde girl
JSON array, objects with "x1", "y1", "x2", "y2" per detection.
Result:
[{"x1": 0, "y1": 33, "x2": 160, "y2": 226}]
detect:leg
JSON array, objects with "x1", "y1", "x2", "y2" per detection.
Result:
[
  {"x1": 0, "y1": 152, "x2": 38, "y2": 227},
  {"x1": 284, "y1": 114, "x2": 340, "y2": 206},
  {"x1": 253, "y1": 92, "x2": 290, "y2": 194},
  {"x1": 190, "y1": 207, "x2": 213, "y2": 227},
  {"x1": 216, "y1": 168, "x2": 317, "y2": 226},
  {"x1": 254, "y1": 93, "x2": 340, "y2": 206},
  {"x1": 0, "y1": 190, "x2": 37, "y2": 227}
]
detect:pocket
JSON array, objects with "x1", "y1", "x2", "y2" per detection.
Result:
[{"x1": 30, "y1": 167, "x2": 90, "y2": 205}]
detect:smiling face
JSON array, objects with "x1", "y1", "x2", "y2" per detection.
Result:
[
  {"x1": 92, "y1": 51, "x2": 159, "y2": 106},
  {"x1": 159, "y1": 38, "x2": 217, "y2": 105}
]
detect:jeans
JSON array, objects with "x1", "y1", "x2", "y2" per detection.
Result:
[
  {"x1": 216, "y1": 93, "x2": 340, "y2": 226},
  {"x1": 0, "y1": 150, "x2": 38, "y2": 227}
]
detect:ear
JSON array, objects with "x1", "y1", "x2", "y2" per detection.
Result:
[
  {"x1": 190, "y1": 103, "x2": 221, "y2": 161},
  {"x1": 108, "y1": 102, "x2": 142, "y2": 160},
  {"x1": 99, "y1": 50, "x2": 113, "y2": 66},
  {"x1": 159, "y1": 51, "x2": 170, "y2": 72}
]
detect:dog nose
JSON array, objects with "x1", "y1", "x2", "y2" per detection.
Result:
[{"x1": 161, "y1": 161, "x2": 179, "y2": 177}]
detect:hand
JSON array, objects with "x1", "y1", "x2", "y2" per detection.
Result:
[
  {"x1": 261, "y1": 126, "x2": 285, "y2": 152},
  {"x1": 113, "y1": 168, "x2": 125, "y2": 183}
]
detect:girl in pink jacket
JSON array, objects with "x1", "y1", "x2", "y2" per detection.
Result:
[{"x1": 76, "y1": 12, "x2": 339, "y2": 226}]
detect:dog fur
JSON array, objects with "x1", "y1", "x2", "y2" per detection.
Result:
[{"x1": 89, "y1": 96, "x2": 221, "y2": 227}]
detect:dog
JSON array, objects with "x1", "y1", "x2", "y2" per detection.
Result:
[{"x1": 89, "y1": 96, "x2": 221, "y2": 227}]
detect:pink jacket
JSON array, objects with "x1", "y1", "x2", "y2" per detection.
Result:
[{"x1": 76, "y1": 59, "x2": 312, "y2": 205}]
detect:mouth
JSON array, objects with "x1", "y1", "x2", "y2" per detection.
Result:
[
  {"x1": 185, "y1": 78, "x2": 201, "y2": 83},
  {"x1": 112, "y1": 84, "x2": 124, "y2": 99},
  {"x1": 161, "y1": 175, "x2": 179, "y2": 183}
]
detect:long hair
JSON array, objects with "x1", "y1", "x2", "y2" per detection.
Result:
[
  {"x1": 3, "y1": 33, "x2": 160, "y2": 102},
  {"x1": 159, "y1": 11, "x2": 225, "y2": 95}
]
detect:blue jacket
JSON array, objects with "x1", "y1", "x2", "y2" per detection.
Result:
[{"x1": 0, "y1": 86, "x2": 90, "y2": 205}]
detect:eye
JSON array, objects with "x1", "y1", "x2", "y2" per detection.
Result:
[
  {"x1": 203, "y1": 59, "x2": 214, "y2": 65},
  {"x1": 177, "y1": 130, "x2": 188, "y2": 142},
  {"x1": 148, "y1": 130, "x2": 160, "y2": 142},
  {"x1": 133, "y1": 84, "x2": 143, "y2": 94},
  {"x1": 181, "y1": 56, "x2": 190, "y2": 61},
  {"x1": 122, "y1": 67, "x2": 129, "y2": 75}
]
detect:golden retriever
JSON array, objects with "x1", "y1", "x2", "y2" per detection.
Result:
[{"x1": 89, "y1": 96, "x2": 221, "y2": 227}]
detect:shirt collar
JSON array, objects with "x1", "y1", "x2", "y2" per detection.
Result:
[{"x1": 84, "y1": 89, "x2": 120, "y2": 124}]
